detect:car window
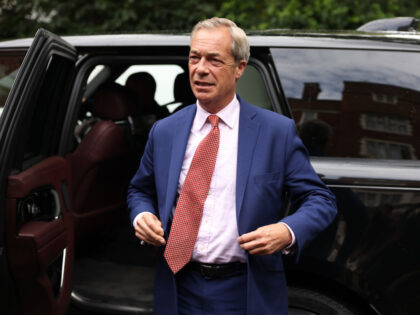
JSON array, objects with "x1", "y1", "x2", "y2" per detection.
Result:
[
  {"x1": 0, "y1": 54, "x2": 25, "y2": 118},
  {"x1": 116, "y1": 64, "x2": 184, "y2": 113},
  {"x1": 74, "y1": 63, "x2": 193, "y2": 145},
  {"x1": 237, "y1": 64, "x2": 273, "y2": 110},
  {"x1": 22, "y1": 54, "x2": 74, "y2": 168},
  {"x1": 75, "y1": 61, "x2": 273, "y2": 145},
  {"x1": 272, "y1": 48, "x2": 420, "y2": 160},
  {"x1": 84, "y1": 63, "x2": 272, "y2": 115},
  {"x1": 115, "y1": 64, "x2": 273, "y2": 112}
]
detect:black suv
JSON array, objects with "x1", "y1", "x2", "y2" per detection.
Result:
[{"x1": 0, "y1": 24, "x2": 419, "y2": 315}]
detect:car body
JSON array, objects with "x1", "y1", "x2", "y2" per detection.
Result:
[{"x1": 0, "y1": 27, "x2": 419, "y2": 315}]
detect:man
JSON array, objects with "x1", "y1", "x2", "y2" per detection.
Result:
[
  {"x1": 127, "y1": 17, "x2": 337, "y2": 315},
  {"x1": 125, "y1": 71, "x2": 170, "y2": 120}
]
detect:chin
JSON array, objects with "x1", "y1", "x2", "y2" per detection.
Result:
[{"x1": 195, "y1": 94, "x2": 213, "y2": 104}]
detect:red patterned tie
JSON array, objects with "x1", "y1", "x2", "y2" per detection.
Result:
[{"x1": 164, "y1": 115, "x2": 220, "y2": 274}]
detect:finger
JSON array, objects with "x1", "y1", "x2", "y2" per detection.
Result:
[
  {"x1": 136, "y1": 228, "x2": 165, "y2": 246},
  {"x1": 239, "y1": 236, "x2": 268, "y2": 251},
  {"x1": 144, "y1": 227, "x2": 166, "y2": 246},
  {"x1": 135, "y1": 214, "x2": 163, "y2": 238},
  {"x1": 135, "y1": 224, "x2": 152, "y2": 242},
  {"x1": 137, "y1": 229, "x2": 164, "y2": 246},
  {"x1": 248, "y1": 246, "x2": 271, "y2": 256},
  {"x1": 242, "y1": 238, "x2": 275, "y2": 255},
  {"x1": 239, "y1": 239, "x2": 260, "y2": 251},
  {"x1": 136, "y1": 217, "x2": 166, "y2": 245},
  {"x1": 237, "y1": 230, "x2": 260, "y2": 244},
  {"x1": 144, "y1": 214, "x2": 165, "y2": 236}
]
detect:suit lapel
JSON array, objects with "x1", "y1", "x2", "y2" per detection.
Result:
[
  {"x1": 236, "y1": 98, "x2": 260, "y2": 221},
  {"x1": 164, "y1": 105, "x2": 196, "y2": 230}
]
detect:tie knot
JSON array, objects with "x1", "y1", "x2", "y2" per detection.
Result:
[{"x1": 208, "y1": 115, "x2": 219, "y2": 128}]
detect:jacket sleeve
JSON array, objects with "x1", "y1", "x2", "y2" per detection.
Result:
[
  {"x1": 280, "y1": 120, "x2": 337, "y2": 259},
  {"x1": 127, "y1": 122, "x2": 159, "y2": 224}
]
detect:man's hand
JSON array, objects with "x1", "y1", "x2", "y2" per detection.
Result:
[
  {"x1": 237, "y1": 223, "x2": 292, "y2": 255},
  {"x1": 135, "y1": 213, "x2": 166, "y2": 246}
]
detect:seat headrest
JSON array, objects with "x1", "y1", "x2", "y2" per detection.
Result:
[
  {"x1": 92, "y1": 82, "x2": 138, "y2": 120},
  {"x1": 174, "y1": 72, "x2": 195, "y2": 104}
]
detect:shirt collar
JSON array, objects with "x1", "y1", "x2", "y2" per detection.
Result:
[{"x1": 196, "y1": 95, "x2": 239, "y2": 130}]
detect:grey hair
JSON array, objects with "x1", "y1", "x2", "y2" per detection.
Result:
[{"x1": 191, "y1": 17, "x2": 250, "y2": 63}]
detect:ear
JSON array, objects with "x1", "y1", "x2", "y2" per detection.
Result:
[{"x1": 235, "y1": 60, "x2": 247, "y2": 80}]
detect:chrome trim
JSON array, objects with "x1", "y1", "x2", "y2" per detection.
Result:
[
  {"x1": 71, "y1": 290, "x2": 153, "y2": 314},
  {"x1": 311, "y1": 157, "x2": 420, "y2": 189},
  {"x1": 49, "y1": 188, "x2": 62, "y2": 219},
  {"x1": 60, "y1": 248, "x2": 66, "y2": 289},
  {"x1": 328, "y1": 184, "x2": 420, "y2": 191}
]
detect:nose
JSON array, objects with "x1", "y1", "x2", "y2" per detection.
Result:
[{"x1": 196, "y1": 57, "x2": 209, "y2": 74}]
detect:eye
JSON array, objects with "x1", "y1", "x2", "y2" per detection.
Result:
[
  {"x1": 189, "y1": 55, "x2": 200, "y2": 64},
  {"x1": 210, "y1": 58, "x2": 223, "y2": 66}
]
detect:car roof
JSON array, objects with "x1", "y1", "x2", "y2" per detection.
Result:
[{"x1": 0, "y1": 31, "x2": 419, "y2": 52}]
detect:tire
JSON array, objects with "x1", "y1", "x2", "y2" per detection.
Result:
[{"x1": 288, "y1": 286, "x2": 357, "y2": 315}]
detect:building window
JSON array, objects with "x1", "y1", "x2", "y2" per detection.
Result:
[
  {"x1": 372, "y1": 93, "x2": 398, "y2": 104},
  {"x1": 361, "y1": 138, "x2": 414, "y2": 159},
  {"x1": 361, "y1": 114, "x2": 411, "y2": 135}
]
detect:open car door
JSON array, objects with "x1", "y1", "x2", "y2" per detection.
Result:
[{"x1": 0, "y1": 29, "x2": 77, "y2": 315}]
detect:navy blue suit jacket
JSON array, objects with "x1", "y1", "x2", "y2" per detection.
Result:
[{"x1": 127, "y1": 97, "x2": 337, "y2": 314}]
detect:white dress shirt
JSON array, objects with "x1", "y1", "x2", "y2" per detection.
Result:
[
  {"x1": 182, "y1": 96, "x2": 244, "y2": 263},
  {"x1": 134, "y1": 95, "x2": 295, "y2": 262}
]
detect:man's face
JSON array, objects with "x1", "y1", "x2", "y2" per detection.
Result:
[{"x1": 189, "y1": 27, "x2": 246, "y2": 113}]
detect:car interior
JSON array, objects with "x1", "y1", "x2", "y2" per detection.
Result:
[{"x1": 68, "y1": 61, "x2": 193, "y2": 314}]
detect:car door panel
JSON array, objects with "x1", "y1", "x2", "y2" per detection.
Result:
[
  {"x1": 5, "y1": 156, "x2": 73, "y2": 315},
  {"x1": 0, "y1": 29, "x2": 77, "y2": 315},
  {"x1": 6, "y1": 219, "x2": 67, "y2": 278}
]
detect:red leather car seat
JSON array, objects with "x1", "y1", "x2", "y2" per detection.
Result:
[{"x1": 69, "y1": 83, "x2": 140, "y2": 243}]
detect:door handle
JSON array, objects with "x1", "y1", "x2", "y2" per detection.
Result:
[{"x1": 17, "y1": 187, "x2": 62, "y2": 225}]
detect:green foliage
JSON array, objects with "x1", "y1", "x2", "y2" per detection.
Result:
[
  {"x1": 0, "y1": 0, "x2": 224, "y2": 39},
  {"x1": 217, "y1": 0, "x2": 419, "y2": 30},
  {"x1": 0, "y1": 0, "x2": 39, "y2": 39},
  {"x1": 0, "y1": 0, "x2": 418, "y2": 40}
]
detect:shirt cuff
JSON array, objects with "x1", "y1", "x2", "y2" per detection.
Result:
[
  {"x1": 133, "y1": 211, "x2": 153, "y2": 227},
  {"x1": 279, "y1": 222, "x2": 296, "y2": 255}
]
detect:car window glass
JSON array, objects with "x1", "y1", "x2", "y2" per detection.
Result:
[
  {"x1": 76, "y1": 62, "x2": 273, "y2": 146},
  {"x1": 75, "y1": 63, "x2": 192, "y2": 145},
  {"x1": 116, "y1": 64, "x2": 184, "y2": 112},
  {"x1": 272, "y1": 48, "x2": 420, "y2": 160},
  {"x1": 237, "y1": 64, "x2": 273, "y2": 110},
  {"x1": 22, "y1": 54, "x2": 74, "y2": 168},
  {"x1": 0, "y1": 54, "x2": 25, "y2": 118}
]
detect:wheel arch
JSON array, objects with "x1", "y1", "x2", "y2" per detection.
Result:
[{"x1": 286, "y1": 269, "x2": 381, "y2": 315}]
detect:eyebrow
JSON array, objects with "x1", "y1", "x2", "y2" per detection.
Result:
[{"x1": 190, "y1": 49, "x2": 222, "y2": 58}]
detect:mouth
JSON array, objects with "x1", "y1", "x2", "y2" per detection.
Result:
[{"x1": 194, "y1": 80, "x2": 214, "y2": 87}]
